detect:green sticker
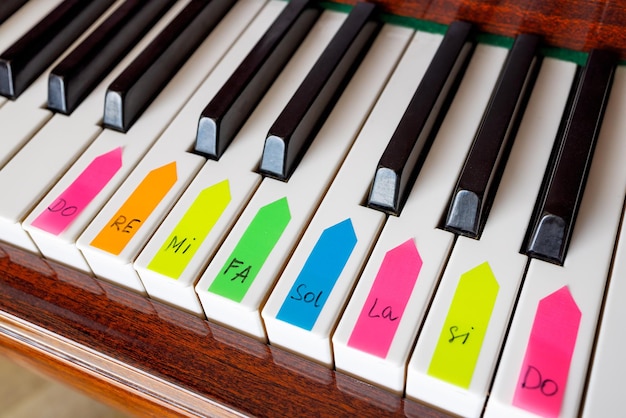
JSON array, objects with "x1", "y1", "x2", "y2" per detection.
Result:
[
  {"x1": 209, "y1": 197, "x2": 291, "y2": 302},
  {"x1": 147, "y1": 180, "x2": 231, "y2": 279},
  {"x1": 428, "y1": 261, "x2": 499, "y2": 388}
]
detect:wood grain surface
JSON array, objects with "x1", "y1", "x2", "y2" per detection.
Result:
[
  {"x1": 0, "y1": 242, "x2": 450, "y2": 417},
  {"x1": 335, "y1": 0, "x2": 626, "y2": 58}
]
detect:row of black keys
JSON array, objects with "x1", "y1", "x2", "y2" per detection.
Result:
[
  {"x1": 0, "y1": 0, "x2": 374, "y2": 175},
  {"x1": 0, "y1": 0, "x2": 618, "y2": 267}
]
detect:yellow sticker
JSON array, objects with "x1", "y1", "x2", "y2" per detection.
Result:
[
  {"x1": 90, "y1": 162, "x2": 177, "y2": 255},
  {"x1": 427, "y1": 261, "x2": 499, "y2": 388},
  {"x1": 147, "y1": 180, "x2": 231, "y2": 279}
]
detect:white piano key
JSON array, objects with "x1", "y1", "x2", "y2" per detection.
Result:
[
  {"x1": 332, "y1": 43, "x2": 509, "y2": 394},
  {"x1": 190, "y1": 24, "x2": 413, "y2": 331},
  {"x1": 404, "y1": 58, "x2": 575, "y2": 417},
  {"x1": 79, "y1": 8, "x2": 347, "y2": 293},
  {"x1": 0, "y1": 103, "x2": 50, "y2": 168},
  {"x1": 261, "y1": 30, "x2": 444, "y2": 366},
  {"x1": 484, "y1": 66, "x2": 626, "y2": 418},
  {"x1": 0, "y1": 117, "x2": 101, "y2": 252},
  {"x1": 583, "y1": 188, "x2": 626, "y2": 416},
  {"x1": 22, "y1": 0, "x2": 267, "y2": 273},
  {"x1": 0, "y1": 0, "x2": 187, "y2": 252}
]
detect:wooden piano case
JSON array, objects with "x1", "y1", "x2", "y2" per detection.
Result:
[{"x1": 1, "y1": 0, "x2": 625, "y2": 416}]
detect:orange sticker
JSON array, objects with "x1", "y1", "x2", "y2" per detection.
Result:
[{"x1": 90, "y1": 162, "x2": 177, "y2": 255}]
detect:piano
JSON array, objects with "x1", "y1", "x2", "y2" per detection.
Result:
[{"x1": 0, "y1": 0, "x2": 625, "y2": 416}]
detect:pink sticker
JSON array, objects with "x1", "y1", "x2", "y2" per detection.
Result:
[
  {"x1": 32, "y1": 147, "x2": 123, "y2": 235},
  {"x1": 347, "y1": 239, "x2": 422, "y2": 358},
  {"x1": 513, "y1": 286, "x2": 581, "y2": 417}
]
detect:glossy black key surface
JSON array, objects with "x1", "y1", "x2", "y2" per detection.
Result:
[
  {"x1": 367, "y1": 20, "x2": 474, "y2": 215},
  {"x1": 0, "y1": 0, "x2": 116, "y2": 99},
  {"x1": 103, "y1": 0, "x2": 236, "y2": 132},
  {"x1": 259, "y1": 2, "x2": 380, "y2": 181},
  {"x1": 524, "y1": 49, "x2": 616, "y2": 265},
  {"x1": 444, "y1": 33, "x2": 541, "y2": 238},
  {"x1": 48, "y1": 0, "x2": 177, "y2": 115},
  {"x1": 195, "y1": 0, "x2": 321, "y2": 159},
  {"x1": 0, "y1": 0, "x2": 28, "y2": 24}
]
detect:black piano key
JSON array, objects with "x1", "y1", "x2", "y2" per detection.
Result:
[
  {"x1": 524, "y1": 49, "x2": 616, "y2": 265},
  {"x1": 195, "y1": 0, "x2": 321, "y2": 159},
  {"x1": 0, "y1": 0, "x2": 117, "y2": 99},
  {"x1": 103, "y1": 0, "x2": 236, "y2": 133},
  {"x1": 48, "y1": 0, "x2": 177, "y2": 115},
  {"x1": 367, "y1": 20, "x2": 474, "y2": 215},
  {"x1": 0, "y1": 0, "x2": 28, "y2": 24},
  {"x1": 258, "y1": 2, "x2": 380, "y2": 181},
  {"x1": 443, "y1": 33, "x2": 541, "y2": 238}
]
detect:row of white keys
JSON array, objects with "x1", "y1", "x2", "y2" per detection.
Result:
[
  {"x1": 0, "y1": 0, "x2": 121, "y2": 167},
  {"x1": 135, "y1": 5, "x2": 351, "y2": 298},
  {"x1": 75, "y1": 0, "x2": 291, "y2": 291},
  {"x1": 190, "y1": 24, "x2": 413, "y2": 334},
  {"x1": 260, "y1": 30, "x2": 445, "y2": 366},
  {"x1": 0, "y1": 0, "x2": 65, "y2": 109},
  {"x1": 404, "y1": 58, "x2": 576, "y2": 417},
  {"x1": 484, "y1": 66, "x2": 626, "y2": 418},
  {"x1": 0, "y1": 0, "x2": 155, "y2": 252},
  {"x1": 79, "y1": 7, "x2": 346, "y2": 293},
  {"x1": 332, "y1": 43, "x2": 509, "y2": 394},
  {"x1": 22, "y1": 0, "x2": 267, "y2": 273}
]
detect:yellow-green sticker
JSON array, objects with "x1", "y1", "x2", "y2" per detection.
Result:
[
  {"x1": 427, "y1": 261, "x2": 499, "y2": 388},
  {"x1": 147, "y1": 180, "x2": 231, "y2": 279}
]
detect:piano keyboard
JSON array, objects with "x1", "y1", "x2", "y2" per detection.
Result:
[{"x1": 1, "y1": 1, "x2": 625, "y2": 417}]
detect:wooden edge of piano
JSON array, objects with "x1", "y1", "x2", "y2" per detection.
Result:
[
  {"x1": 1, "y1": 0, "x2": 625, "y2": 417},
  {"x1": 0, "y1": 241, "x2": 448, "y2": 417}
]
